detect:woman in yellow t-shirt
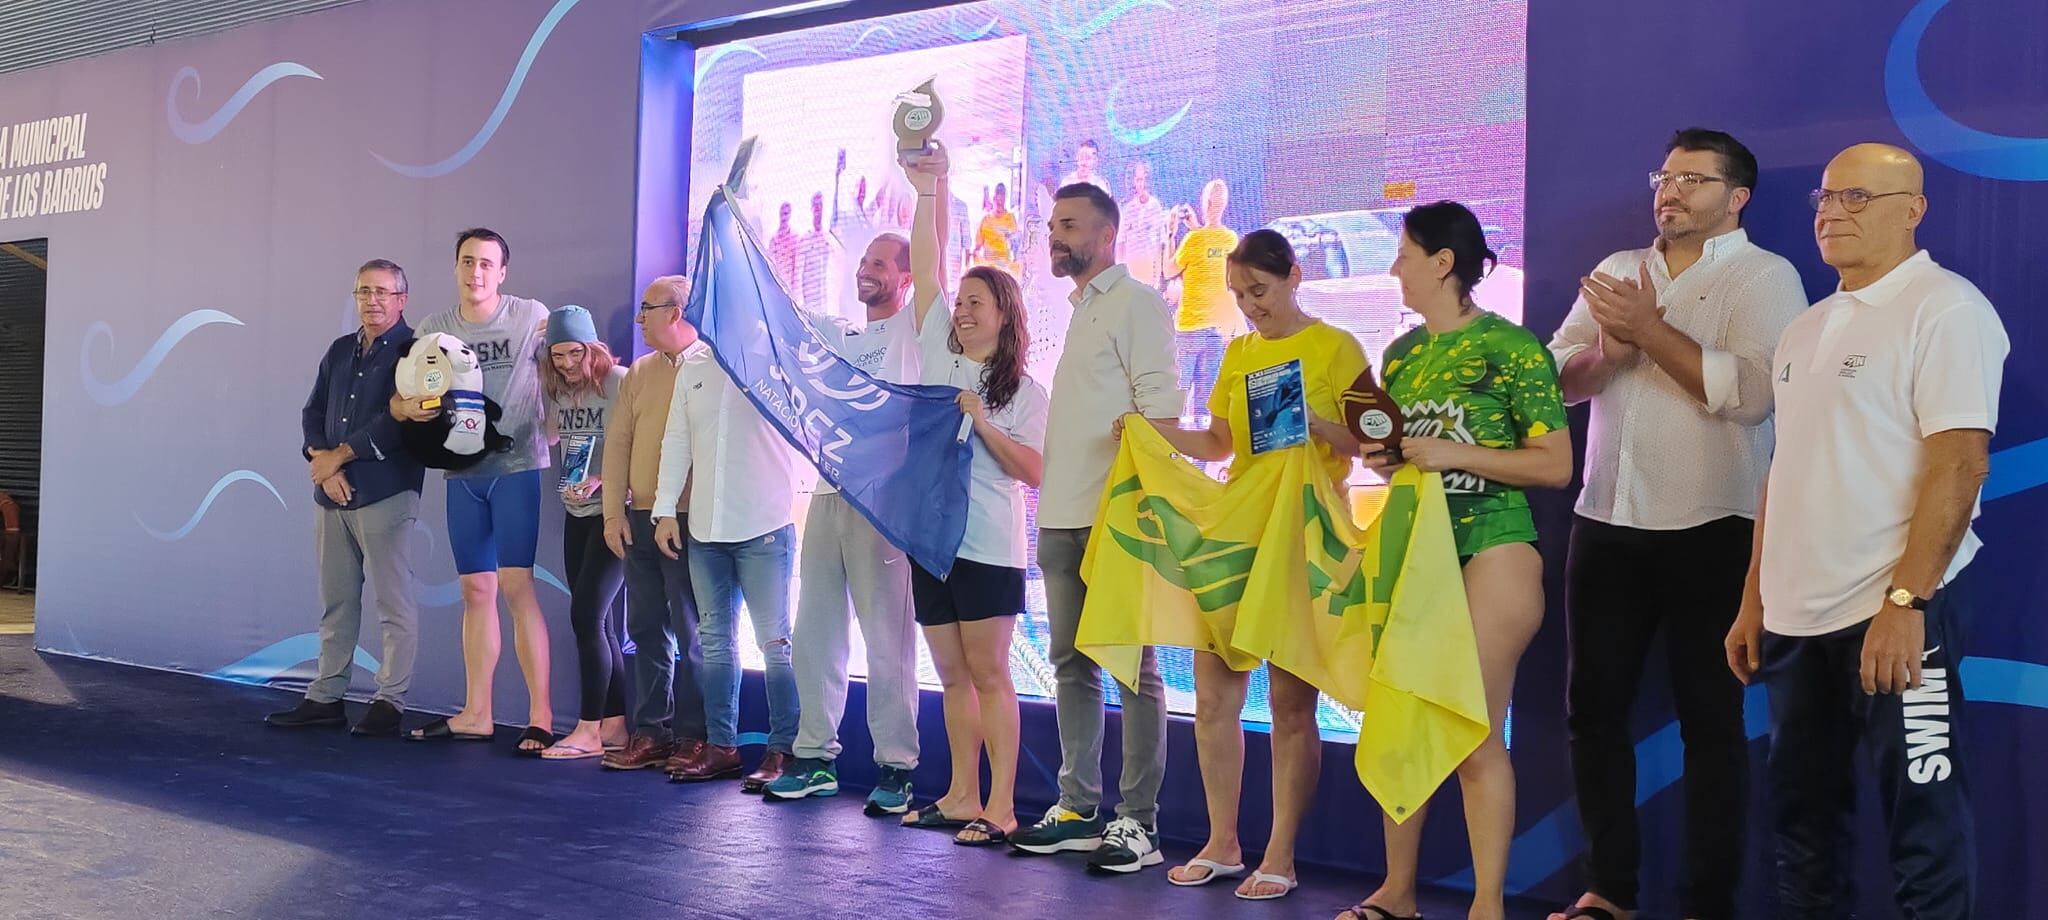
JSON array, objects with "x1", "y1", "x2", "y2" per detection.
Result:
[
  {"x1": 971, "y1": 182, "x2": 1021, "y2": 278},
  {"x1": 1127, "y1": 229, "x2": 1367, "y2": 902}
]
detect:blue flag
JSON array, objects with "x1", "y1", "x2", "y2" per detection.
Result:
[{"x1": 684, "y1": 173, "x2": 972, "y2": 579}]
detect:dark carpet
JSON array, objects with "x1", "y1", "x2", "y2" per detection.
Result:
[{"x1": 0, "y1": 636, "x2": 1551, "y2": 919}]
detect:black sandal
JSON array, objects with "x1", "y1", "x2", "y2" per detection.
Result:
[
  {"x1": 900, "y1": 803, "x2": 972, "y2": 830},
  {"x1": 952, "y1": 817, "x2": 1012, "y2": 847},
  {"x1": 1347, "y1": 905, "x2": 1423, "y2": 920},
  {"x1": 514, "y1": 726, "x2": 554, "y2": 756},
  {"x1": 405, "y1": 718, "x2": 493, "y2": 742}
]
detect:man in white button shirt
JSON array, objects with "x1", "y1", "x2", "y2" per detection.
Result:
[
  {"x1": 652, "y1": 330, "x2": 803, "y2": 789},
  {"x1": 1008, "y1": 183, "x2": 1183, "y2": 874},
  {"x1": 1060, "y1": 138, "x2": 1112, "y2": 198},
  {"x1": 1547, "y1": 129, "x2": 1808, "y2": 920},
  {"x1": 767, "y1": 231, "x2": 927, "y2": 814},
  {"x1": 1118, "y1": 160, "x2": 1170, "y2": 290},
  {"x1": 1726, "y1": 144, "x2": 2005, "y2": 920}
]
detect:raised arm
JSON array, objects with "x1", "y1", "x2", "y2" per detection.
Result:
[{"x1": 904, "y1": 142, "x2": 951, "y2": 331}]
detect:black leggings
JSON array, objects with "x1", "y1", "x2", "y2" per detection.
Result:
[{"x1": 564, "y1": 513, "x2": 627, "y2": 722}]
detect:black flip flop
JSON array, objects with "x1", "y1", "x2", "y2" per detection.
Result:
[
  {"x1": 900, "y1": 803, "x2": 972, "y2": 830},
  {"x1": 405, "y1": 718, "x2": 493, "y2": 742},
  {"x1": 514, "y1": 726, "x2": 554, "y2": 756},
  {"x1": 1563, "y1": 909, "x2": 1616, "y2": 920},
  {"x1": 953, "y1": 817, "x2": 1012, "y2": 847},
  {"x1": 1351, "y1": 905, "x2": 1424, "y2": 920}
]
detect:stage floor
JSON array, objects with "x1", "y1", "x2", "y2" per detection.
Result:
[{"x1": 0, "y1": 636, "x2": 1552, "y2": 919}]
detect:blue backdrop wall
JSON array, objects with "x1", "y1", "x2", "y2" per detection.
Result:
[
  {"x1": 2, "y1": 0, "x2": 2039, "y2": 916},
  {"x1": 1520, "y1": 0, "x2": 2046, "y2": 914}
]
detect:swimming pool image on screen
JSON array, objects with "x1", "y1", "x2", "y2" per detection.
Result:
[{"x1": 686, "y1": 0, "x2": 1526, "y2": 735}]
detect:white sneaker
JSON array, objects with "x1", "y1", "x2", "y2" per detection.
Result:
[{"x1": 1086, "y1": 816, "x2": 1162, "y2": 873}]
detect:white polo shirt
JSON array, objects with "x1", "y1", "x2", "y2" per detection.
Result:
[{"x1": 1759, "y1": 251, "x2": 2008, "y2": 636}]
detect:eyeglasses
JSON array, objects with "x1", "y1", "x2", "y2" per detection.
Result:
[
  {"x1": 638, "y1": 300, "x2": 679, "y2": 313},
  {"x1": 353, "y1": 287, "x2": 406, "y2": 301},
  {"x1": 1808, "y1": 188, "x2": 1916, "y2": 213},
  {"x1": 1648, "y1": 171, "x2": 1728, "y2": 192}
]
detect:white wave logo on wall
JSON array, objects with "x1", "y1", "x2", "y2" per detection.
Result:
[
  {"x1": 135, "y1": 469, "x2": 286, "y2": 541},
  {"x1": 80, "y1": 308, "x2": 243, "y2": 406},
  {"x1": 166, "y1": 63, "x2": 323, "y2": 144},
  {"x1": 371, "y1": 0, "x2": 583, "y2": 178}
]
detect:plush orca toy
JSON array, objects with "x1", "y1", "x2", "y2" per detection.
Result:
[{"x1": 394, "y1": 332, "x2": 512, "y2": 470}]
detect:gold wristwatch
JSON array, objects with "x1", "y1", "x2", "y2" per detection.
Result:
[{"x1": 1886, "y1": 586, "x2": 1929, "y2": 610}]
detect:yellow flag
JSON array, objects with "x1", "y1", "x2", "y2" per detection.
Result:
[{"x1": 1077, "y1": 420, "x2": 1488, "y2": 821}]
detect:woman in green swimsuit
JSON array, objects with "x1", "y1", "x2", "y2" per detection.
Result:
[{"x1": 1339, "y1": 202, "x2": 1573, "y2": 920}]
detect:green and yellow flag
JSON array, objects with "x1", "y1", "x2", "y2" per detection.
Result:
[{"x1": 1076, "y1": 420, "x2": 1488, "y2": 821}]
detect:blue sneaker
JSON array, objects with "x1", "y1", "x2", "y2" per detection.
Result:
[
  {"x1": 763, "y1": 757, "x2": 838, "y2": 800},
  {"x1": 1009, "y1": 805, "x2": 1107, "y2": 854},
  {"x1": 864, "y1": 766, "x2": 913, "y2": 816}
]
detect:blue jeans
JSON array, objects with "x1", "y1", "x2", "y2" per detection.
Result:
[
  {"x1": 1177, "y1": 328, "x2": 1226, "y2": 418},
  {"x1": 688, "y1": 524, "x2": 799, "y2": 751}
]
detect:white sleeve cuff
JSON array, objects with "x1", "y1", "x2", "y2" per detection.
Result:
[
  {"x1": 1550, "y1": 341, "x2": 1591, "y2": 368},
  {"x1": 1701, "y1": 347, "x2": 1739, "y2": 414}
]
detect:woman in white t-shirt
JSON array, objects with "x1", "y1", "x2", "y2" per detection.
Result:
[{"x1": 893, "y1": 141, "x2": 1050, "y2": 848}]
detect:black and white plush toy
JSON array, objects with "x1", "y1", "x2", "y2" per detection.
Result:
[{"x1": 394, "y1": 332, "x2": 511, "y2": 470}]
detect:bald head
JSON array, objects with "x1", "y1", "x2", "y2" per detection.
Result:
[
  {"x1": 1815, "y1": 143, "x2": 1928, "y2": 288},
  {"x1": 1825, "y1": 143, "x2": 1925, "y2": 195}
]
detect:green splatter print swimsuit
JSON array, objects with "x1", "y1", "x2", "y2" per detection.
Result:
[{"x1": 1381, "y1": 312, "x2": 1567, "y2": 558}]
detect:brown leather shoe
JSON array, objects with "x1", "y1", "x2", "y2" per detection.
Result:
[
  {"x1": 668, "y1": 742, "x2": 742, "y2": 782},
  {"x1": 601, "y1": 734, "x2": 674, "y2": 771},
  {"x1": 742, "y1": 750, "x2": 793, "y2": 793},
  {"x1": 662, "y1": 738, "x2": 706, "y2": 776}
]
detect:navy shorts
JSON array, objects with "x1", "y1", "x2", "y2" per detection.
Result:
[
  {"x1": 445, "y1": 469, "x2": 542, "y2": 575},
  {"x1": 910, "y1": 557, "x2": 1025, "y2": 627}
]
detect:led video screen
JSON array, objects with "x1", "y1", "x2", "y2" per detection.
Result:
[{"x1": 686, "y1": 0, "x2": 1526, "y2": 732}]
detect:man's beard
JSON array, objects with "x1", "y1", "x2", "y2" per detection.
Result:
[{"x1": 1051, "y1": 245, "x2": 1091, "y2": 278}]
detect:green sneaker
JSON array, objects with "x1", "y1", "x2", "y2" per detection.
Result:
[
  {"x1": 864, "y1": 766, "x2": 913, "y2": 816},
  {"x1": 762, "y1": 757, "x2": 838, "y2": 800},
  {"x1": 1008, "y1": 805, "x2": 1106, "y2": 854}
]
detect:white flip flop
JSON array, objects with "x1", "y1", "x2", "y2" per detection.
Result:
[
  {"x1": 1166, "y1": 857, "x2": 1247, "y2": 887},
  {"x1": 1234, "y1": 871, "x2": 1299, "y2": 901}
]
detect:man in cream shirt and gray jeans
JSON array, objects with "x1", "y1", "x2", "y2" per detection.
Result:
[{"x1": 1010, "y1": 183, "x2": 1184, "y2": 874}]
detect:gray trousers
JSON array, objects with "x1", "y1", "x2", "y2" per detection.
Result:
[
  {"x1": 1039, "y1": 526, "x2": 1167, "y2": 824},
  {"x1": 792, "y1": 493, "x2": 920, "y2": 768},
  {"x1": 308, "y1": 491, "x2": 420, "y2": 705},
  {"x1": 625, "y1": 510, "x2": 707, "y2": 742}
]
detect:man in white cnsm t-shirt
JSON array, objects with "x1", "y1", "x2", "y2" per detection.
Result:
[
  {"x1": 1726, "y1": 143, "x2": 2008, "y2": 920},
  {"x1": 764, "y1": 231, "x2": 928, "y2": 815}
]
